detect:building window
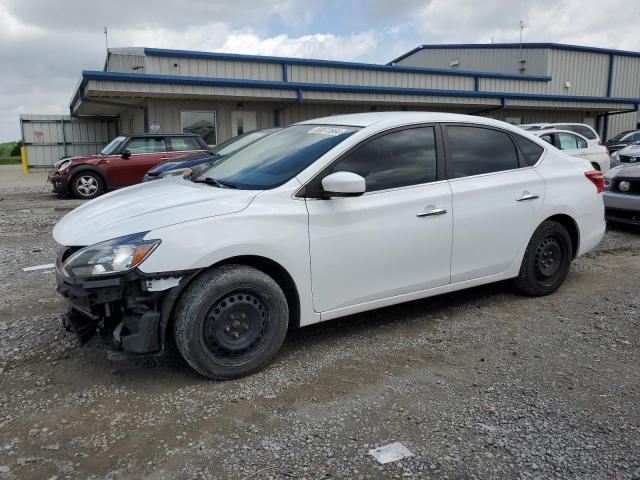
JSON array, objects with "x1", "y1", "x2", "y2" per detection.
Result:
[{"x1": 180, "y1": 111, "x2": 217, "y2": 145}]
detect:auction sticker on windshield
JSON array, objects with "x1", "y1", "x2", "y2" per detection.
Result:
[{"x1": 307, "y1": 126, "x2": 351, "y2": 136}]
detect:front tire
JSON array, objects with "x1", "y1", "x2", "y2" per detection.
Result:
[
  {"x1": 173, "y1": 265, "x2": 289, "y2": 380},
  {"x1": 513, "y1": 220, "x2": 573, "y2": 296},
  {"x1": 70, "y1": 171, "x2": 103, "y2": 199}
]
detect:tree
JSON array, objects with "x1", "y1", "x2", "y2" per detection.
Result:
[{"x1": 10, "y1": 141, "x2": 22, "y2": 157}]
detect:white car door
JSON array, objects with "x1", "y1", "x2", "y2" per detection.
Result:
[
  {"x1": 444, "y1": 125, "x2": 545, "y2": 283},
  {"x1": 304, "y1": 125, "x2": 453, "y2": 313}
]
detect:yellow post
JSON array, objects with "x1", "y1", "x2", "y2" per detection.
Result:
[{"x1": 20, "y1": 146, "x2": 28, "y2": 174}]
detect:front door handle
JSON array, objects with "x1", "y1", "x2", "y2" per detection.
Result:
[
  {"x1": 516, "y1": 193, "x2": 539, "y2": 202},
  {"x1": 160, "y1": 157, "x2": 171, "y2": 161},
  {"x1": 416, "y1": 207, "x2": 447, "y2": 217}
]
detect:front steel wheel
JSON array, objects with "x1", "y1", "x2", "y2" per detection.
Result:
[
  {"x1": 173, "y1": 265, "x2": 289, "y2": 380},
  {"x1": 513, "y1": 220, "x2": 573, "y2": 296}
]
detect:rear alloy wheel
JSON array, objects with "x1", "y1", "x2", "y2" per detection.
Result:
[
  {"x1": 70, "y1": 172, "x2": 103, "y2": 199},
  {"x1": 173, "y1": 265, "x2": 289, "y2": 380},
  {"x1": 513, "y1": 220, "x2": 573, "y2": 296}
]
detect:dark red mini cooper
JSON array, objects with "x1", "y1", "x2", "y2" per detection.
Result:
[{"x1": 48, "y1": 133, "x2": 207, "y2": 199}]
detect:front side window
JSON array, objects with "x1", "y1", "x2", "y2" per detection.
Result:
[
  {"x1": 181, "y1": 111, "x2": 216, "y2": 145},
  {"x1": 169, "y1": 136, "x2": 202, "y2": 152},
  {"x1": 196, "y1": 125, "x2": 359, "y2": 189},
  {"x1": 513, "y1": 134, "x2": 545, "y2": 166},
  {"x1": 321, "y1": 127, "x2": 438, "y2": 192},
  {"x1": 446, "y1": 126, "x2": 519, "y2": 179},
  {"x1": 557, "y1": 133, "x2": 580, "y2": 150},
  {"x1": 124, "y1": 137, "x2": 166, "y2": 154}
]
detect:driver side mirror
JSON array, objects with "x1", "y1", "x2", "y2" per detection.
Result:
[
  {"x1": 321, "y1": 171, "x2": 366, "y2": 198},
  {"x1": 121, "y1": 149, "x2": 131, "y2": 159}
]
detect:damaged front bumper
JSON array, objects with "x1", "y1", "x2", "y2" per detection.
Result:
[{"x1": 55, "y1": 259, "x2": 196, "y2": 355}]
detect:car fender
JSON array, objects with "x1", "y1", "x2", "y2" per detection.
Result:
[{"x1": 67, "y1": 164, "x2": 112, "y2": 191}]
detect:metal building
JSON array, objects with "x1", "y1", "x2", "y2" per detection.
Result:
[{"x1": 22, "y1": 43, "x2": 640, "y2": 169}]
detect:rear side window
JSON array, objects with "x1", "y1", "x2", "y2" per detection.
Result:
[
  {"x1": 513, "y1": 134, "x2": 545, "y2": 166},
  {"x1": 557, "y1": 133, "x2": 581, "y2": 150},
  {"x1": 125, "y1": 137, "x2": 166, "y2": 153},
  {"x1": 325, "y1": 126, "x2": 438, "y2": 192},
  {"x1": 169, "y1": 136, "x2": 202, "y2": 151},
  {"x1": 446, "y1": 126, "x2": 519, "y2": 179}
]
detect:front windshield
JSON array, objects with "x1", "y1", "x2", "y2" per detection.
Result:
[
  {"x1": 100, "y1": 136, "x2": 126, "y2": 155},
  {"x1": 211, "y1": 131, "x2": 268, "y2": 156},
  {"x1": 609, "y1": 130, "x2": 634, "y2": 142},
  {"x1": 195, "y1": 124, "x2": 360, "y2": 189}
]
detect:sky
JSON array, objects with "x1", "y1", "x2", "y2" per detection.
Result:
[{"x1": 1, "y1": 0, "x2": 639, "y2": 142}]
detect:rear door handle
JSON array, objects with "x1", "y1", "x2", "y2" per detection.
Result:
[
  {"x1": 516, "y1": 193, "x2": 539, "y2": 202},
  {"x1": 160, "y1": 157, "x2": 170, "y2": 161},
  {"x1": 416, "y1": 208, "x2": 447, "y2": 217}
]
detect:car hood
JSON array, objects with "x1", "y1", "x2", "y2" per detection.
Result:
[
  {"x1": 148, "y1": 152, "x2": 219, "y2": 174},
  {"x1": 616, "y1": 144, "x2": 640, "y2": 157},
  {"x1": 53, "y1": 177, "x2": 260, "y2": 246},
  {"x1": 605, "y1": 163, "x2": 640, "y2": 180}
]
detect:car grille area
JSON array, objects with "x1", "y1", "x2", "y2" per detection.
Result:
[{"x1": 618, "y1": 154, "x2": 640, "y2": 163}]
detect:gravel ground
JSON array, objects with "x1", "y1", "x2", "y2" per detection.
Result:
[{"x1": 0, "y1": 188, "x2": 639, "y2": 480}]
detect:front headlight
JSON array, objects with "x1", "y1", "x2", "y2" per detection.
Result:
[
  {"x1": 611, "y1": 151, "x2": 619, "y2": 160},
  {"x1": 57, "y1": 159, "x2": 71, "y2": 172},
  {"x1": 62, "y1": 233, "x2": 160, "y2": 278},
  {"x1": 159, "y1": 168, "x2": 193, "y2": 178}
]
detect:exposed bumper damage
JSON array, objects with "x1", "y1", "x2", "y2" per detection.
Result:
[{"x1": 55, "y1": 248, "x2": 197, "y2": 355}]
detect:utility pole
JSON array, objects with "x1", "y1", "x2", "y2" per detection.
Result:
[
  {"x1": 518, "y1": 21, "x2": 526, "y2": 73},
  {"x1": 104, "y1": 26, "x2": 109, "y2": 52}
]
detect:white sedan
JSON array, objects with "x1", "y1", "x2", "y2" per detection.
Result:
[
  {"x1": 52, "y1": 112, "x2": 606, "y2": 379},
  {"x1": 533, "y1": 129, "x2": 610, "y2": 172}
]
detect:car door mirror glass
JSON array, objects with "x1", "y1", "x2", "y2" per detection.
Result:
[
  {"x1": 321, "y1": 171, "x2": 366, "y2": 198},
  {"x1": 121, "y1": 149, "x2": 131, "y2": 159}
]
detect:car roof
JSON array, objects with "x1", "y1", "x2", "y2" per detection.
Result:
[
  {"x1": 295, "y1": 111, "x2": 524, "y2": 130},
  {"x1": 532, "y1": 129, "x2": 590, "y2": 141},
  {"x1": 125, "y1": 133, "x2": 201, "y2": 137}
]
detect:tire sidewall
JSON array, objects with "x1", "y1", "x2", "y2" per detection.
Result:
[
  {"x1": 70, "y1": 171, "x2": 103, "y2": 199},
  {"x1": 519, "y1": 221, "x2": 572, "y2": 295},
  {"x1": 174, "y1": 265, "x2": 289, "y2": 380}
]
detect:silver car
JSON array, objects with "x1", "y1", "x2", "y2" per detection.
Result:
[
  {"x1": 610, "y1": 144, "x2": 640, "y2": 168},
  {"x1": 604, "y1": 164, "x2": 640, "y2": 226}
]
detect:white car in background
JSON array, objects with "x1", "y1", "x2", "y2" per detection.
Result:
[
  {"x1": 520, "y1": 123, "x2": 602, "y2": 148},
  {"x1": 533, "y1": 129, "x2": 610, "y2": 172},
  {"x1": 52, "y1": 112, "x2": 605, "y2": 379}
]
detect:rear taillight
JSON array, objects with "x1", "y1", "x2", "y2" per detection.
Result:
[{"x1": 584, "y1": 170, "x2": 604, "y2": 193}]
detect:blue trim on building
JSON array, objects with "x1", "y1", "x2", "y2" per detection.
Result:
[
  {"x1": 606, "y1": 53, "x2": 615, "y2": 97},
  {"x1": 474, "y1": 77, "x2": 480, "y2": 92},
  {"x1": 79, "y1": 70, "x2": 640, "y2": 106},
  {"x1": 387, "y1": 42, "x2": 640, "y2": 65},
  {"x1": 142, "y1": 47, "x2": 551, "y2": 82}
]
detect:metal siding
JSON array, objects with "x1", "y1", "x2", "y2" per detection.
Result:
[
  {"x1": 395, "y1": 48, "x2": 550, "y2": 75},
  {"x1": 607, "y1": 111, "x2": 639, "y2": 138},
  {"x1": 20, "y1": 115, "x2": 117, "y2": 169},
  {"x1": 548, "y1": 50, "x2": 609, "y2": 96},
  {"x1": 288, "y1": 65, "x2": 473, "y2": 90},
  {"x1": 612, "y1": 55, "x2": 640, "y2": 98}
]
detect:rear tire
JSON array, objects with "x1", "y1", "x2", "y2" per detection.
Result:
[
  {"x1": 70, "y1": 171, "x2": 103, "y2": 199},
  {"x1": 173, "y1": 265, "x2": 289, "y2": 380},
  {"x1": 513, "y1": 220, "x2": 573, "y2": 296}
]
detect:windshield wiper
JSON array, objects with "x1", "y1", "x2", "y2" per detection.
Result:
[{"x1": 193, "y1": 177, "x2": 237, "y2": 189}]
